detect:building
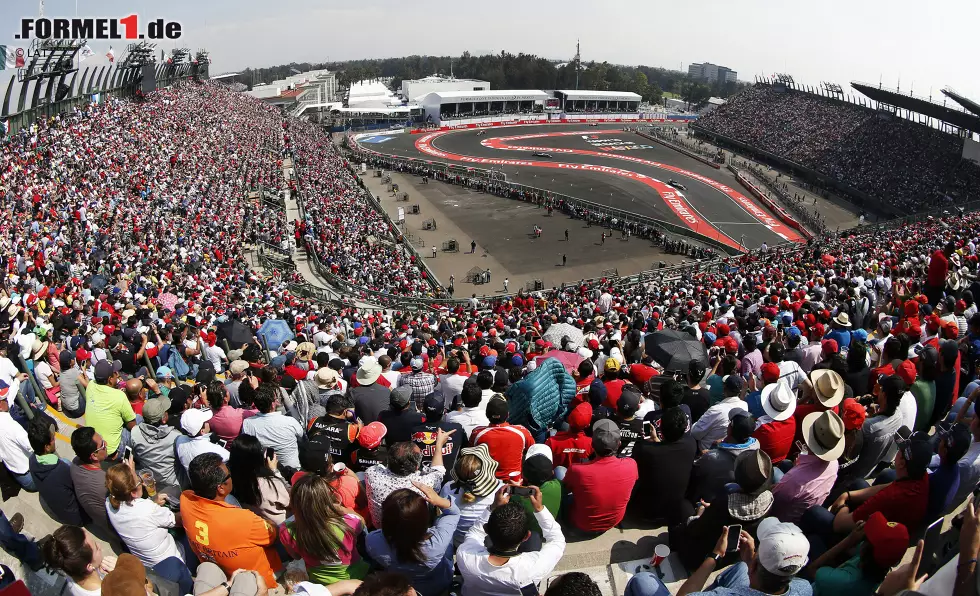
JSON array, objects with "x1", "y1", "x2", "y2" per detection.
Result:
[
  {"x1": 688, "y1": 62, "x2": 737, "y2": 85},
  {"x1": 553, "y1": 90, "x2": 641, "y2": 112},
  {"x1": 347, "y1": 79, "x2": 400, "y2": 109},
  {"x1": 400, "y1": 76, "x2": 490, "y2": 102},
  {"x1": 246, "y1": 68, "x2": 339, "y2": 117},
  {"x1": 418, "y1": 90, "x2": 551, "y2": 123}
]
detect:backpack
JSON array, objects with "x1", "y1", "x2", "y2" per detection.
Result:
[{"x1": 166, "y1": 346, "x2": 191, "y2": 380}]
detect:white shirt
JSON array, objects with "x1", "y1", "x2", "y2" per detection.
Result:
[
  {"x1": 35, "y1": 360, "x2": 54, "y2": 389},
  {"x1": 0, "y1": 411, "x2": 34, "y2": 474},
  {"x1": 106, "y1": 497, "x2": 182, "y2": 567},
  {"x1": 437, "y1": 373, "x2": 467, "y2": 408},
  {"x1": 456, "y1": 506, "x2": 566, "y2": 596},
  {"x1": 175, "y1": 434, "x2": 229, "y2": 472},
  {"x1": 898, "y1": 391, "x2": 918, "y2": 433},
  {"x1": 381, "y1": 370, "x2": 401, "y2": 387},
  {"x1": 777, "y1": 360, "x2": 807, "y2": 390},
  {"x1": 691, "y1": 396, "x2": 745, "y2": 451},
  {"x1": 445, "y1": 407, "x2": 490, "y2": 438},
  {"x1": 441, "y1": 479, "x2": 502, "y2": 546},
  {"x1": 16, "y1": 332, "x2": 34, "y2": 361},
  {"x1": 205, "y1": 344, "x2": 226, "y2": 372}
]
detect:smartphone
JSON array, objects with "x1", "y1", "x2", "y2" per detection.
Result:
[
  {"x1": 122, "y1": 446, "x2": 133, "y2": 461},
  {"x1": 920, "y1": 518, "x2": 944, "y2": 575},
  {"x1": 794, "y1": 440, "x2": 808, "y2": 456},
  {"x1": 511, "y1": 486, "x2": 534, "y2": 498},
  {"x1": 895, "y1": 425, "x2": 913, "y2": 443},
  {"x1": 265, "y1": 447, "x2": 275, "y2": 460},
  {"x1": 643, "y1": 420, "x2": 653, "y2": 435},
  {"x1": 726, "y1": 525, "x2": 742, "y2": 552}
]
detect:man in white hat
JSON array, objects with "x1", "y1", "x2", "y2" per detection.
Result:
[
  {"x1": 175, "y1": 408, "x2": 229, "y2": 473},
  {"x1": 754, "y1": 381, "x2": 798, "y2": 471},
  {"x1": 666, "y1": 518, "x2": 809, "y2": 596},
  {"x1": 351, "y1": 359, "x2": 390, "y2": 424},
  {"x1": 771, "y1": 410, "x2": 845, "y2": 523}
]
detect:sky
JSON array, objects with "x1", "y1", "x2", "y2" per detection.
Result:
[{"x1": 1, "y1": 0, "x2": 979, "y2": 104}]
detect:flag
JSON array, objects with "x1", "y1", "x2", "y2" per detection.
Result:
[
  {"x1": 79, "y1": 45, "x2": 94, "y2": 62},
  {"x1": 106, "y1": 46, "x2": 114, "y2": 63},
  {"x1": 0, "y1": 46, "x2": 25, "y2": 70},
  {"x1": 0, "y1": 120, "x2": 8, "y2": 136}
]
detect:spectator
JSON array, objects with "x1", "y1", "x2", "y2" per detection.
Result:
[
  {"x1": 546, "y1": 401, "x2": 594, "y2": 471},
  {"x1": 562, "y1": 419, "x2": 638, "y2": 534},
  {"x1": 514, "y1": 445, "x2": 563, "y2": 541},
  {"x1": 397, "y1": 357, "x2": 438, "y2": 411},
  {"x1": 684, "y1": 361, "x2": 712, "y2": 422},
  {"x1": 58, "y1": 350, "x2": 89, "y2": 418},
  {"x1": 753, "y1": 380, "x2": 797, "y2": 465},
  {"x1": 837, "y1": 375, "x2": 905, "y2": 485},
  {"x1": 69, "y1": 427, "x2": 113, "y2": 538},
  {"x1": 85, "y1": 360, "x2": 137, "y2": 459},
  {"x1": 631, "y1": 407, "x2": 697, "y2": 525},
  {"x1": 207, "y1": 380, "x2": 250, "y2": 442},
  {"x1": 691, "y1": 374, "x2": 747, "y2": 451},
  {"x1": 439, "y1": 444, "x2": 501, "y2": 546},
  {"x1": 456, "y1": 485, "x2": 566, "y2": 595},
  {"x1": 470, "y1": 395, "x2": 534, "y2": 481},
  {"x1": 176, "y1": 407, "x2": 230, "y2": 473},
  {"x1": 351, "y1": 359, "x2": 390, "y2": 424},
  {"x1": 40, "y1": 526, "x2": 109, "y2": 595},
  {"x1": 228, "y1": 434, "x2": 291, "y2": 525},
  {"x1": 364, "y1": 429, "x2": 452, "y2": 528},
  {"x1": 690, "y1": 408, "x2": 760, "y2": 504},
  {"x1": 926, "y1": 422, "x2": 969, "y2": 524},
  {"x1": 805, "y1": 511, "x2": 908, "y2": 596},
  {"x1": 444, "y1": 383, "x2": 490, "y2": 438},
  {"x1": 771, "y1": 410, "x2": 844, "y2": 523},
  {"x1": 0, "y1": 386, "x2": 37, "y2": 491},
  {"x1": 411, "y1": 393, "x2": 465, "y2": 473},
  {"x1": 104, "y1": 462, "x2": 192, "y2": 594},
  {"x1": 279, "y1": 473, "x2": 369, "y2": 585},
  {"x1": 28, "y1": 416, "x2": 88, "y2": 526},
  {"x1": 379, "y1": 387, "x2": 425, "y2": 445},
  {"x1": 181, "y1": 452, "x2": 281, "y2": 588},
  {"x1": 130, "y1": 396, "x2": 183, "y2": 496},
  {"x1": 365, "y1": 484, "x2": 460, "y2": 596},
  {"x1": 352, "y1": 421, "x2": 390, "y2": 473},
  {"x1": 241, "y1": 382, "x2": 305, "y2": 473},
  {"x1": 308, "y1": 393, "x2": 361, "y2": 468}
]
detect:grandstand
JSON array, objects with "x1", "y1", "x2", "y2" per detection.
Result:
[{"x1": 2, "y1": 42, "x2": 980, "y2": 596}]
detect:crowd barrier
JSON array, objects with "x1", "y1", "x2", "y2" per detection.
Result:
[
  {"x1": 728, "y1": 167, "x2": 814, "y2": 240},
  {"x1": 634, "y1": 131, "x2": 722, "y2": 170},
  {"x1": 411, "y1": 113, "x2": 697, "y2": 134}
]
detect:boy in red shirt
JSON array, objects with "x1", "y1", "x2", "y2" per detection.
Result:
[
  {"x1": 470, "y1": 395, "x2": 534, "y2": 481},
  {"x1": 546, "y1": 402, "x2": 594, "y2": 470}
]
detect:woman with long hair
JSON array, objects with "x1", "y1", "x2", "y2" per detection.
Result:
[
  {"x1": 104, "y1": 463, "x2": 192, "y2": 594},
  {"x1": 278, "y1": 473, "x2": 369, "y2": 585},
  {"x1": 365, "y1": 483, "x2": 460, "y2": 596},
  {"x1": 228, "y1": 433, "x2": 291, "y2": 524},
  {"x1": 440, "y1": 444, "x2": 500, "y2": 546},
  {"x1": 40, "y1": 525, "x2": 112, "y2": 596}
]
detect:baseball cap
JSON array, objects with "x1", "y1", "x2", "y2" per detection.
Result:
[
  {"x1": 142, "y1": 397, "x2": 172, "y2": 425},
  {"x1": 592, "y1": 418, "x2": 621, "y2": 454},
  {"x1": 728, "y1": 408, "x2": 756, "y2": 442},
  {"x1": 604, "y1": 357, "x2": 621, "y2": 372},
  {"x1": 180, "y1": 408, "x2": 213, "y2": 436},
  {"x1": 899, "y1": 434, "x2": 933, "y2": 477},
  {"x1": 486, "y1": 394, "x2": 509, "y2": 423},
  {"x1": 723, "y1": 374, "x2": 744, "y2": 395},
  {"x1": 94, "y1": 360, "x2": 122, "y2": 382},
  {"x1": 937, "y1": 421, "x2": 972, "y2": 454},
  {"x1": 756, "y1": 518, "x2": 810, "y2": 576},
  {"x1": 410, "y1": 357, "x2": 424, "y2": 371},
  {"x1": 58, "y1": 349, "x2": 74, "y2": 369},
  {"x1": 525, "y1": 443, "x2": 553, "y2": 463},
  {"x1": 390, "y1": 385, "x2": 413, "y2": 409},
  {"x1": 567, "y1": 402, "x2": 593, "y2": 430},
  {"x1": 75, "y1": 347, "x2": 92, "y2": 362},
  {"x1": 864, "y1": 511, "x2": 909, "y2": 568},
  {"x1": 617, "y1": 387, "x2": 641, "y2": 417},
  {"x1": 840, "y1": 397, "x2": 866, "y2": 430},
  {"x1": 155, "y1": 365, "x2": 174, "y2": 380},
  {"x1": 359, "y1": 422, "x2": 387, "y2": 449},
  {"x1": 229, "y1": 360, "x2": 249, "y2": 375},
  {"x1": 761, "y1": 362, "x2": 781, "y2": 384},
  {"x1": 423, "y1": 393, "x2": 445, "y2": 417}
]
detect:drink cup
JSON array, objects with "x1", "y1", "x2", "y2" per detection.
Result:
[
  {"x1": 140, "y1": 471, "x2": 157, "y2": 497},
  {"x1": 650, "y1": 543, "x2": 670, "y2": 568}
]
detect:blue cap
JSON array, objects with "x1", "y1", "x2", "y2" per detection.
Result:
[
  {"x1": 358, "y1": 336, "x2": 370, "y2": 344},
  {"x1": 156, "y1": 365, "x2": 174, "y2": 379},
  {"x1": 511, "y1": 354, "x2": 524, "y2": 367},
  {"x1": 703, "y1": 332, "x2": 717, "y2": 346},
  {"x1": 851, "y1": 329, "x2": 869, "y2": 343},
  {"x1": 483, "y1": 355, "x2": 497, "y2": 368},
  {"x1": 786, "y1": 326, "x2": 801, "y2": 338},
  {"x1": 781, "y1": 314, "x2": 793, "y2": 326}
]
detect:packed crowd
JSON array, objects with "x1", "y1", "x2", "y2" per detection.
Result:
[
  {"x1": 3, "y1": 81, "x2": 980, "y2": 596},
  {"x1": 697, "y1": 84, "x2": 980, "y2": 212}
]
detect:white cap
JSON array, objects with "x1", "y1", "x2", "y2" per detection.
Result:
[
  {"x1": 525, "y1": 443, "x2": 553, "y2": 463},
  {"x1": 181, "y1": 408, "x2": 214, "y2": 436},
  {"x1": 756, "y1": 518, "x2": 809, "y2": 576}
]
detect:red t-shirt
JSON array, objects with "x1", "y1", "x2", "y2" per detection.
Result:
[
  {"x1": 853, "y1": 475, "x2": 930, "y2": 530},
  {"x1": 545, "y1": 431, "x2": 594, "y2": 469},
  {"x1": 752, "y1": 417, "x2": 795, "y2": 463},
  {"x1": 563, "y1": 456, "x2": 638, "y2": 532},
  {"x1": 470, "y1": 423, "x2": 534, "y2": 480}
]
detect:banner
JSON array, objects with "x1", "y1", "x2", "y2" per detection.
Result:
[{"x1": 0, "y1": 46, "x2": 25, "y2": 70}]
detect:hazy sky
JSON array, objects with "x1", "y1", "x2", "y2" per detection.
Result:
[{"x1": 2, "y1": 0, "x2": 979, "y2": 103}]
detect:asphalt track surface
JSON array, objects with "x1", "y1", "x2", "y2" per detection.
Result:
[{"x1": 366, "y1": 124, "x2": 798, "y2": 250}]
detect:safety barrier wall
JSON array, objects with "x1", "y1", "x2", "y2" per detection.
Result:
[
  {"x1": 634, "y1": 131, "x2": 722, "y2": 170},
  {"x1": 412, "y1": 113, "x2": 697, "y2": 134},
  {"x1": 729, "y1": 167, "x2": 814, "y2": 240}
]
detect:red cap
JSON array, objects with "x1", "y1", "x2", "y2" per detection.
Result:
[
  {"x1": 761, "y1": 362, "x2": 781, "y2": 384},
  {"x1": 535, "y1": 339, "x2": 545, "y2": 347},
  {"x1": 895, "y1": 359, "x2": 917, "y2": 385},
  {"x1": 567, "y1": 402, "x2": 593, "y2": 431},
  {"x1": 904, "y1": 301, "x2": 919, "y2": 317},
  {"x1": 821, "y1": 339, "x2": 839, "y2": 356},
  {"x1": 358, "y1": 422, "x2": 387, "y2": 449},
  {"x1": 588, "y1": 338, "x2": 600, "y2": 350},
  {"x1": 716, "y1": 323, "x2": 730, "y2": 337},
  {"x1": 864, "y1": 511, "x2": 909, "y2": 568},
  {"x1": 479, "y1": 345, "x2": 491, "y2": 357},
  {"x1": 841, "y1": 398, "x2": 866, "y2": 430},
  {"x1": 75, "y1": 348, "x2": 92, "y2": 362}
]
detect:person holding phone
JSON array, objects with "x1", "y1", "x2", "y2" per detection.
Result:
[
  {"x1": 227, "y1": 435, "x2": 291, "y2": 525},
  {"x1": 804, "y1": 512, "x2": 909, "y2": 596}
]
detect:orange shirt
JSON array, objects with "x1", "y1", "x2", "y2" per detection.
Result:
[{"x1": 180, "y1": 491, "x2": 281, "y2": 587}]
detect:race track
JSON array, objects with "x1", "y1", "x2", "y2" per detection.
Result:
[{"x1": 359, "y1": 124, "x2": 800, "y2": 250}]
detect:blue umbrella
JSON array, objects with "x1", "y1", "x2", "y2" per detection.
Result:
[{"x1": 257, "y1": 319, "x2": 294, "y2": 353}]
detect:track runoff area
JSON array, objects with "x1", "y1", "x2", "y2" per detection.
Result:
[{"x1": 365, "y1": 123, "x2": 803, "y2": 251}]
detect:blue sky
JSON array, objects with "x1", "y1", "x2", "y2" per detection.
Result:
[{"x1": 2, "y1": 0, "x2": 979, "y2": 103}]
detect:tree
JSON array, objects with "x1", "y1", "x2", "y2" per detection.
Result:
[{"x1": 632, "y1": 71, "x2": 650, "y2": 101}]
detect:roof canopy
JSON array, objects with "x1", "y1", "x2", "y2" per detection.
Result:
[
  {"x1": 942, "y1": 88, "x2": 980, "y2": 118},
  {"x1": 852, "y1": 82, "x2": 980, "y2": 132},
  {"x1": 419, "y1": 90, "x2": 550, "y2": 104},
  {"x1": 556, "y1": 90, "x2": 642, "y2": 101}
]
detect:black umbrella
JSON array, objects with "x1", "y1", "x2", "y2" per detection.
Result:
[
  {"x1": 644, "y1": 329, "x2": 708, "y2": 373},
  {"x1": 216, "y1": 318, "x2": 255, "y2": 351},
  {"x1": 89, "y1": 274, "x2": 109, "y2": 292}
]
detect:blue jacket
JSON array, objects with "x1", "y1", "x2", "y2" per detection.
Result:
[{"x1": 506, "y1": 358, "x2": 576, "y2": 432}]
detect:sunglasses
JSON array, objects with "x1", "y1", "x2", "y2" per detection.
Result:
[{"x1": 96, "y1": 440, "x2": 107, "y2": 452}]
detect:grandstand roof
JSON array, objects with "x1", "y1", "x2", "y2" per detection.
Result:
[
  {"x1": 942, "y1": 88, "x2": 980, "y2": 118},
  {"x1": 852, "y1": 82, "x2": 980, "y2": 132},
  {"x1": 419, "y1": 90, "x2": 550, "y2": 104},
  {"x1": 555, "y1": 90, "x2": 642, "y2": 101}
]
